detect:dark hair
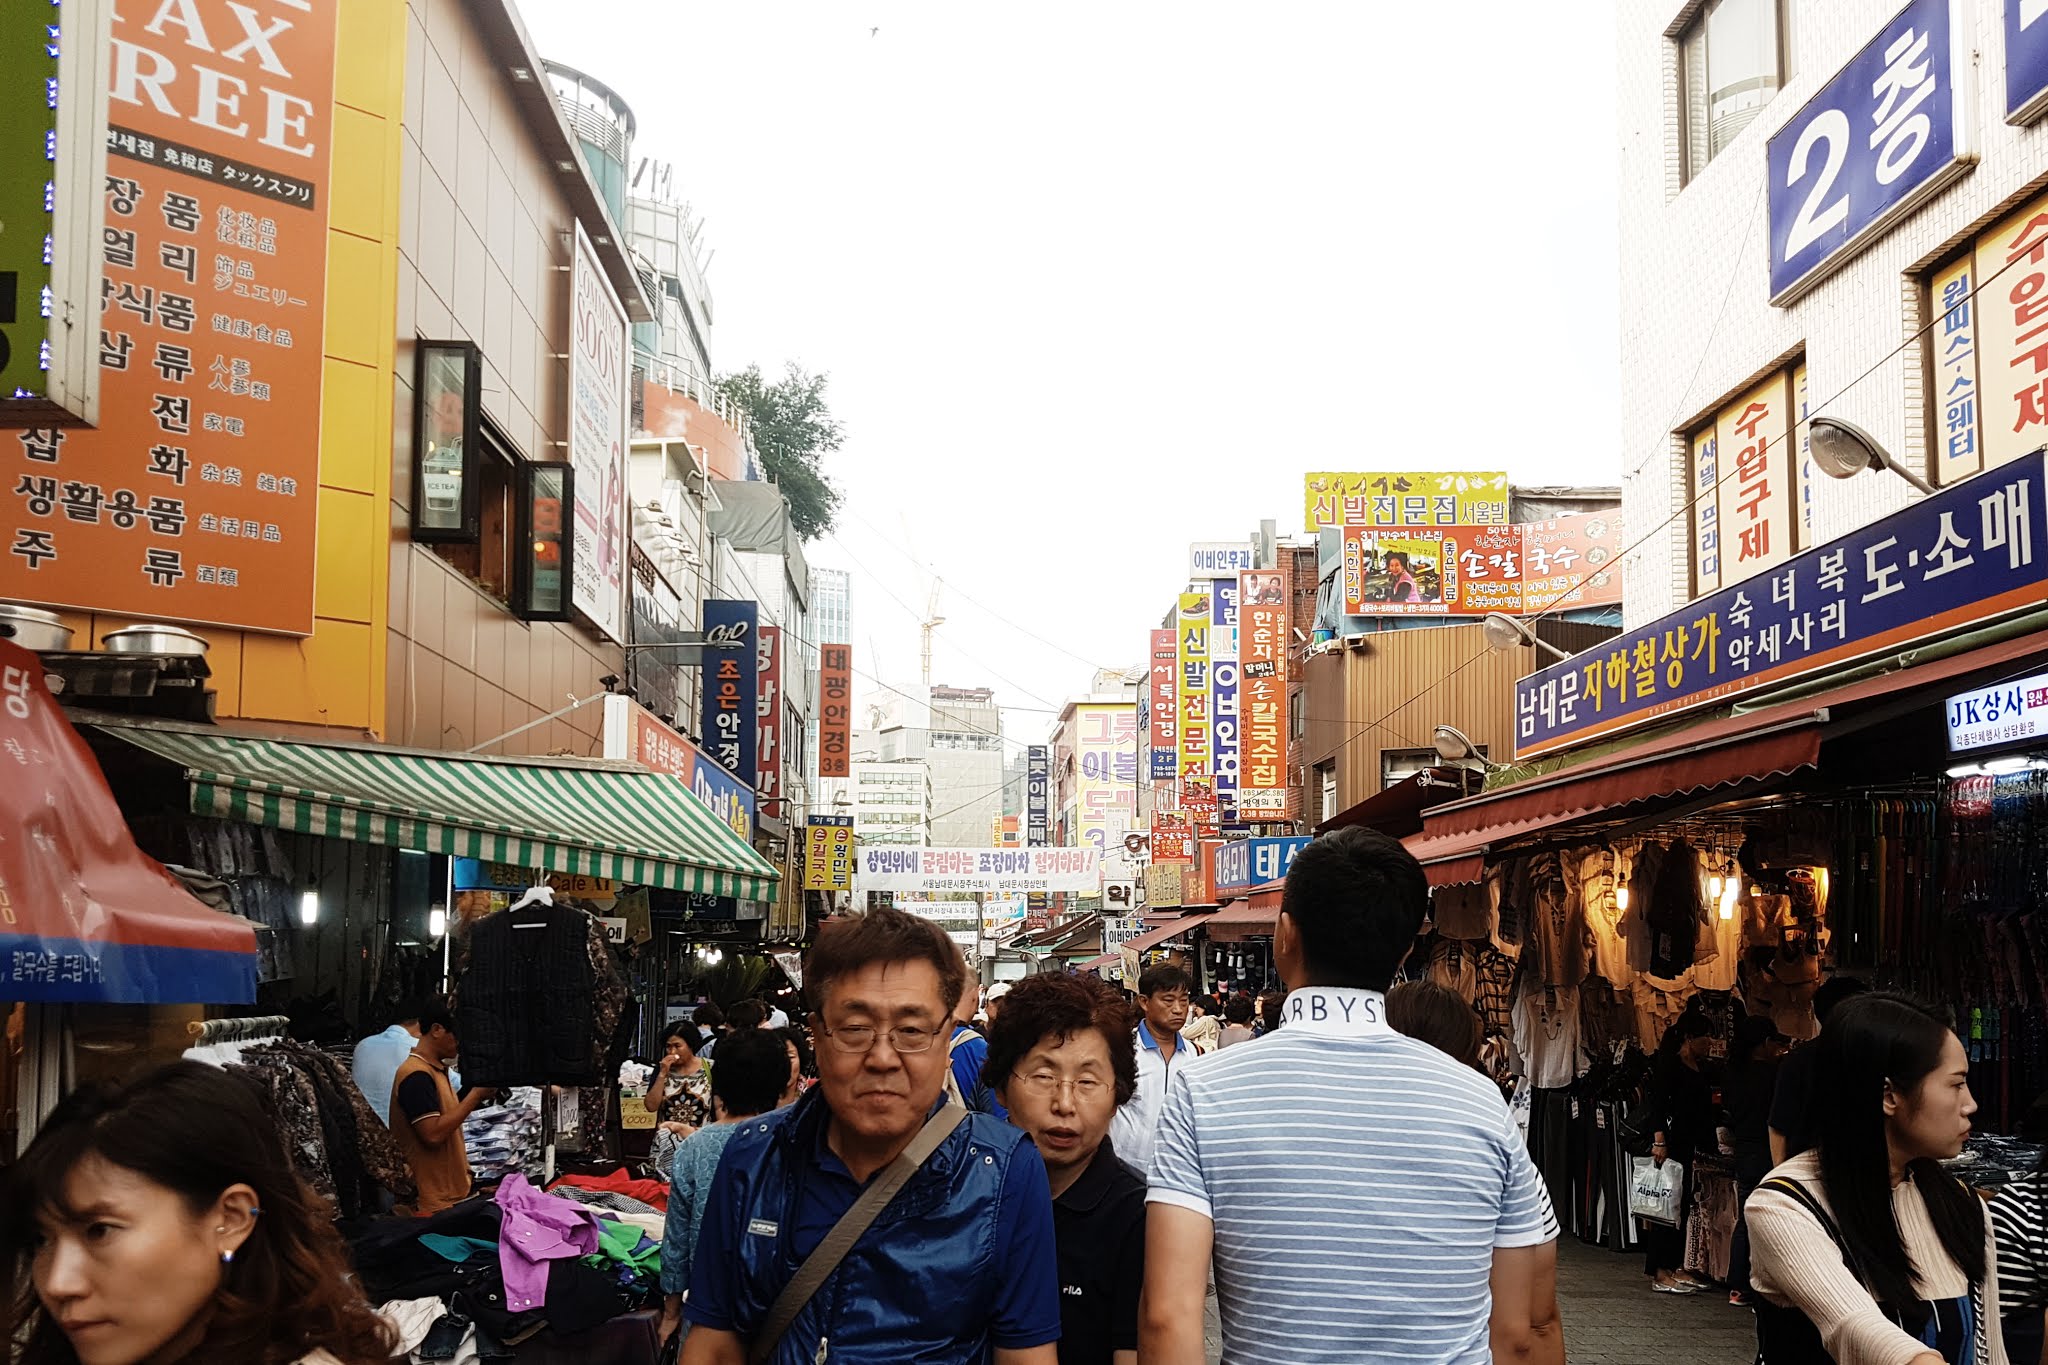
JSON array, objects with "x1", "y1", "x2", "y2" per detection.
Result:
[
  {"x1": 692, "y1": 1002, "x2": 727, "y2": 1032},
  {"x1": 805, "y1": 908, "x2": 968, "y2": 1017},
  {"x1": 1386, "y1": 980, "x2": 1483, "y2": 1068},
  {"x1": 983, "y1": 974, "x2": 1138, "y2": 1106},
  {"x1": 778, "y1": 1024, "x2": 815, "y2": 1080},
  {"x1": 1259, "y1": 990, "x2": 1285, "y2": 1032},
  {"x1": 390, "y1": 999, "x2": 426, "y2": 1027},
  {"x1": 1656, "y1": 1008, "x2": 1713, "y2": 1060},
  {"x1": 1136, "y1": 963, "x2": 1190, "y2": 997},
  {"x1": 1813, "y1": 974, "x2": 1871, "y2": 1027},
  {"x1": 661, "y1": 1021, "x2": 704, "y2": 1056},
  {"x1": 1279, "y1": 828, "x2": 1428, "y2": 990},
  {"x1": 709, "y1": 1028, "x2": 791, "y2": 1118},
  {"x1": 1224, "y1": 995, "x2": 1255, "y2": 1025},
  {"x1": 417, "y1": 1001, "x2": 457, "y2": 1038},
  {"x1": 725, "y1": 999, "x2": 769, "y2": 1031},
  {"x1": 1813, "y1": 993, "x2": 1984, "y2": 1311},
  {"x1": 1733, "y1": 1014, "x2": 1785, "y2": 1068},
  {"x1": 0, "y1": 1063, "x2": 395, "y2": 1365}
]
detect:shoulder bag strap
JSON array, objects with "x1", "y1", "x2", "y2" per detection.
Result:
[{"x1": 746, "y1": 1103, "x2": 969, "y2": 1365}]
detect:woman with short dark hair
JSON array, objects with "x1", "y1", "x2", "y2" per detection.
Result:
[
  {"x1": 1, "y1": 1062, "x2": 396, "y2": 1365},
  {"x1": 1748, "y1": 993, "x2": 2007, "y2": 1364}
]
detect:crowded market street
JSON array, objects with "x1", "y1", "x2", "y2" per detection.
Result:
[{"x1": 7, "y1": 1, "x2": 2048, "y2": 1364}]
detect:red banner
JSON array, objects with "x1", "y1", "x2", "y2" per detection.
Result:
[
  {"x1": 818, "y1": 643, "x2": 852, "y2": 778},
  {"x1": 756, "y1": 625, "x2": 783, "y2": 816}
]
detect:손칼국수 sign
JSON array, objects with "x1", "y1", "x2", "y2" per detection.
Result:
[{"x1": 1515, "y1": 454, "x2": 2048, "y2": 759}]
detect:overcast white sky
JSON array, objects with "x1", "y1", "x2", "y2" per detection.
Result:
[{"x1": 521, "y1": 1, "x2": 1624, "y2": 749}]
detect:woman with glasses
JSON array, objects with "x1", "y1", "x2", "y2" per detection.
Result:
[{"x1": 985, "y1": 973, "x2": 1146, "y2": 1365}]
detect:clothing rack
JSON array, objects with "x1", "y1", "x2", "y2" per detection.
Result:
[{"x1": 186, "y1": 1014, "x2": 290, "y2": 1045}]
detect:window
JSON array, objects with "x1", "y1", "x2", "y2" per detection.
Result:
[
  {"x1": 1679, "y1": 0, "x2": 1795, "y2": 184},
  {"x1": 1316, "y1": 762, "x2": 1337, "y2": 822},
  {"x1": 514, "y1": 463, "x2": 573, "y2": 621},
  {"x1": 1685, "y1": 359, "x2": 1809, "y2": 598},
  {"x1": 412, "y1": 341, "x2": 481, "y2": 540},
  {"x1": 1288, "y1": 690, "x2": 1305, "y2": 741}
]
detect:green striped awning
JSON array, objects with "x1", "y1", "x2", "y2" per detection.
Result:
[{"x1": 98, "y1": 724, "x2": 780, "y2": 900}]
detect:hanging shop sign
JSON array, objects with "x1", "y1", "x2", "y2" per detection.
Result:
[
  {"x1": 1342, "y1": 515, "x2": 1623, "y2": 617},
  {"x1": 1714, "y1": 373, "x2": 1796, "y2": 584},
  {"x1": 1025, "y1": 744, "x2": 1050, "y2": 846},
  {"x1": 802, "y1": 816, "x2": 855, "y2": 892},
  {"x1": 854, "y1": 846, "x2": 1101, "y2": 895},
  {"x1": 1967, "y1": 191, "x2": 2048, "y2": 475},
  {"x1": 1148, "y1": 628, "x2": 1177, "y2": 779},
  {"x1": 1177, "y1": 591, "x2": 1210, "y2": 791},
  {"x1": 1214, "y1": 835, "x2": 1312, "y2": 894},
  {"x1": 1238, "y1": 566, "x2": 1289, "y2": 814},
  {"x1": 1305, "y1": 470, "x2": 1510, "y2": 531},
  {"x1": 1188, "y1": 542, "x2": 1255, "y2": 576},
  {"x1": 700, "y1": 599, "x2": 758, "y2": 781},
  {"x1": 569, "y1": 223, "x2": 629, "y2": 642},
  {"x1": 755, "y1": 624, "x2": 783, "y2": 818},
  {"x1": 1074, "y1": 704, "x2": 1138, "y2": 879},
  {"x1": 1151, "y1": 811, "x2": 1195, "y2": 863},
  {"x1": 602, "y1": 694, "x2": 755, "y2": 840},
  {"x1": 1143, "y1": 861, "x2": 1185, "y2": 910},
  {"x1": 1, "y1": 0, "x2": 338, "y2": 633},
  {"x1": 2010, "y1": 0, "x2": 2048, "y2": 123},
  {"x1": 1946, "y1": 669, "x2": 2048, "y2": 752},
  {"x1": 818, "y1": 641, "x2": 852, "y2": 778},
  {"x1": 1209, "y1": 577, "x2": 1240, "y2": 816},
  {"x1": 1516, "y1": 452, "x2": 2048, "y2": 758},
  {"x1": 1766, "y1": 0, "x2": 1974, "y2": 305}
]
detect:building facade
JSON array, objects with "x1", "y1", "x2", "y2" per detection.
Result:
[
  {"x1": 851, "y1": 759, "x2": 932, "y2": 848},
  {"x1": 925, "y1": 684, "x2": 1005, "y2": 847}
]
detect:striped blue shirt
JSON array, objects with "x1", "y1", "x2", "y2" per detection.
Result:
[{"x1": 1147, "y1": 986, "x2": 1559, "y2": 1364}]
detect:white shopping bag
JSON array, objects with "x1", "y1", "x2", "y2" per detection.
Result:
[{"x1": 1628, "y1": 1154, "x2": 1684, "y2": 1225}]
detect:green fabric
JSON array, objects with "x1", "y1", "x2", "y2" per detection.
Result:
[
  {"x1": 419, "y1": 1233, "x2": 497, "y2": 1264},
  {"x1": 94, "y1": 722, "x2": 780, "y2": 899},
  {"x1": 585, "y1": 1217, "x2": 661, "y2": 1273}
]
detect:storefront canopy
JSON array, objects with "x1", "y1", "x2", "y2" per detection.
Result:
[
  {"x1": 97, "y1": 722, "x2": 781, "y2": 901},
  {"x1": 1316, "y1": 767, "x2": 1475, "y2": 838},
  {"x1": 1, "y1": 645, "x2": 257, "y2": 1004}
]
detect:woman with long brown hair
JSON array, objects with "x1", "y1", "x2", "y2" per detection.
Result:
[{"x1": 2, "y1": 1061, "x2": 395, "y2": 1365}]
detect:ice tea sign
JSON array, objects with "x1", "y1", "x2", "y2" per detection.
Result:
[
  {"x1": 1767, "y1": 0, "x2": 1975, "y2": 304},
  {"x1": 1947, "y1": 670, "x2": 2048, "y2": 752}
]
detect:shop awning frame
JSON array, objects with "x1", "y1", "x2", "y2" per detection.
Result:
[{"x1": 96, "y1": 720, "x2": 781, "y2": 900}]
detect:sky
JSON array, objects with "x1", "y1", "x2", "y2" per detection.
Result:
[{"x1": 520, "y1": 1, "x2": 1624, "y2": 750}]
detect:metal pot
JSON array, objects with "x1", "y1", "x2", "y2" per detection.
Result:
[
  {"x1": 101, "y1": 624, "x2": 209, "y2": 657},
  {"x1": 0, "y1": 604, "x2": 75, "y2": 652}
]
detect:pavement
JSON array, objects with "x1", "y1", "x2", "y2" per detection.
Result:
[{"x1": 1197, "y1": 1236, "x2": 1761, "y2": 1363}]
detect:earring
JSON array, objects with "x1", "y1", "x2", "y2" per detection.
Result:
[{"x1": 220, "y1": 1248, "x2": 235, "y2": 1265}]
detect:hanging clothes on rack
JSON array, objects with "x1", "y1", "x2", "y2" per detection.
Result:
[{"x1": 454, "y1": 891, "x2": 628, "y2": 1089}]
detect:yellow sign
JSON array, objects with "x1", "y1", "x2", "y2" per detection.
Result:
[
  {"x1": 803, "y1": 818, "x2": 854, "y2": 892},
  {"x1": 1713, "y1": 373, "x2": 1794, "y2": 584},
  {"x1": 1690, "y1": 428, "x2": 1721, "y2": 596},
  {"x1": 1973, "y1": 189, "x2": 2048, "y2": 474},
  {"x1": 1175, "y1": 593, "x2": 1210, "y2": 809},
  {"x1": 1304, "y1": 471, "x2": 1510, "y2": 531}
]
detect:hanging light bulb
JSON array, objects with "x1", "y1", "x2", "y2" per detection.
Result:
[
  {"x1": 1718, "y1": 861, "x2": 1740, "y2": 920},
  {"x1": 298, "y1": 880, "x2": 320, "y2": 927},
  {"x1": 428, "y1": 904, "x2": 448, "y2": 939},
  {"x1": 1615, "y1": 876, "x2": 1630, "y2": 912},
  {"x1": 1708, "y1": 871, "x2": 1724, "y2": 899}
]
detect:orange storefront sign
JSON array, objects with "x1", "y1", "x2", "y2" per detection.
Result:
[{"x1": 0, "y1": 0, "x2": 339, "y2": 635}]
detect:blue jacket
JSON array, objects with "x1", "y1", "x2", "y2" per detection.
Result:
[{"x1": 691, "y1": 1087, "x2": 1053, "y2": 1363}]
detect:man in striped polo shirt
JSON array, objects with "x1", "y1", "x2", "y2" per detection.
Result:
[{"x1": 1140, "y1": 827, "x2": 1565, "y2": 1364}]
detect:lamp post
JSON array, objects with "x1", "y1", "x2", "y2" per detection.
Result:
[{"x1": 1808, "y1": 416, "x2": 1936, "y2": 497}]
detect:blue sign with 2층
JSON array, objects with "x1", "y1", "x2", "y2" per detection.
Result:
[
  {"x1": 1767, "y1": 0, "x2": 1973, "y2": 303},
  {"x1": 1514, "y1": 454, "x2": 2048, "y2": 759}
]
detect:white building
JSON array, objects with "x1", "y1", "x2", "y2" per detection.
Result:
[
  {"x1": 926, "y1": 686, "x2": 1005, "y2": 848},
  {"x1": 851, "y1": 760, "x2": 932, "y2": 848},
  {"x1": 1618, "y1": 0, "x2": 2048, "y2": 622}
]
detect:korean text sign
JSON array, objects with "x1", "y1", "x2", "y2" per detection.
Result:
[
  {"x1": 803, "y1": 815, "x2": 854, "y2": 892},
  {"x1": 1947, "y1": 668, "x2": 2048, "y2": 752},
  {"x1": 818, "y1": 642, "x2": 852, "y2": 777},
  {"x1": 1238, "y1": 569, "x2": 1288, "y2": 812},
  {"x1": 1766, "y1": 0, "x2": 1973, "y2": 304},
  {"x1": 1177, "y1": 591, "x2": 1211, "y2": 796},
  {"x1": 1, "y1": 0, "x2": 339, "y2": 633},
  {"x1": 1209, "y1": 578, "x2": 1239, "y2": 813},
  {"x1": 1340, "y1": 517, "x2": 1622, "y2": 616},
  {"x1": 1305, "y1": 471, "x2": 1509, "y2": 531},
  {"x1": 2008, "y1": 0, "x2": 2048, "y2": 124},
  {"x1": 1026, "y1": 745, "x2": 1050, "y2": 846},
  {"x1": 1515, "y1": 454, "x2": 2048, "y2": 758},
  {"x1": 700, "y1": 600, "x2": 757, "y2": 782},
  {"x1": 1213, "y1": 836, "x2": 1311, "y2": 893},
  {"x1": 569, "y1": 224, "x2": 629, "y2": 642},
  {"x1": 855, "y1": 847, "x2": 1101, "y2": 895},
  {"x1": 1074, "y1": 703, "x2": 1137, "y2": 859},
  {"x1": 755, "y1": 624, "x2": 782, "y2": 817},
  {"x1": 1148, "y1": 628, "x2": 1176, "y2": 779}
]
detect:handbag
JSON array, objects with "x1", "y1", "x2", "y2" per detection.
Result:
[
  {"x1": 1628, "y1": 1154, "x2": 1684, "y2": 1225},
  {"x1": 746, "y1": 1103, "x2": 969, "y2": 1365}
]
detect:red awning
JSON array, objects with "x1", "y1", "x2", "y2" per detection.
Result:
[
  {"x1": 1404, "y1": 625, "x2": 2048, "y2": 886},
  {"x1": 1316, "y1": 767, "x2": 1476, "y2": 837},
  {"x1": 1, "y1": 642, "x2": 258, "y2": 1003}
]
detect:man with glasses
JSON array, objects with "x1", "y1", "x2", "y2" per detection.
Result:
[
  {"x1": 681, "y1": 907, "x2": 1061, "y2": 1365},
  {"x1": 986, "y1": 973, "x2": 1145, "y2": 1365}
]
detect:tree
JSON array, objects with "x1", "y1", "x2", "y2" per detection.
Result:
[{"x1": 716, "y1": 362, "x2": 844, "y2": 540}]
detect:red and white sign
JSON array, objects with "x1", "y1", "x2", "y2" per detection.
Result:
[{"x1": 756, "y1": 624, "x2": 783, "y2": 817}]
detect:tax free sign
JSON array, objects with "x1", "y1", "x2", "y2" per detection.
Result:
[{"x1": 1768, "y1": 0, "x2": 1975, "y2": 304}]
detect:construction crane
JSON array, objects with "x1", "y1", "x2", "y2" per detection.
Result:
[{"x1": 919, "y1": 579, "x2": 945, "y2": 692}]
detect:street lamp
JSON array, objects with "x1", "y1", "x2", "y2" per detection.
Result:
[
  {"x1": 1433, "y1": 724, "x2": 1502, "y2": 772},
  {"x1": 1809, "y1": 416, "x2": 1936, "y2": 496},
  {"x1": 1481, "y1": 612, "x2": 1572, "y2": 663}
]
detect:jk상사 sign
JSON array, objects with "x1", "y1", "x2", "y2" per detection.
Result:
[
  {"x1": 1515, "y1": 453, "x2": 2048, "y2": 758},
  {"x1": 1947, "y1": 669, "x2": 2048, "y2": 753},
  {"x1": 1767, "y1": 0, "x2": 1974, "y2": 304}
]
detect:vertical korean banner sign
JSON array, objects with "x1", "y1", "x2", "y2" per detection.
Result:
[
  {"x1": 1025, "y1": 746, "x2": 1050, "y2": 846},
  {"x1": 755, "y1": 624, "x2": 782, "y2": 818},
  {"x1": 1, "y1": 0, "x2": 339, "y2": 632},
  {"x1": 1209, "y1": 577, "x2": 1240, "y2": 817},
  {"x1": 818, "y1": 642, "x2": 851, "y2": 777},
  {"x1": 1238, "y1": 569, "x2": 1288, "y2": 814},
  {"x1": 701, "y1": 600, "x2": 757, "y2": 779},
  {"x1": 570, "y1": 224, "x2": 629, "y2": 642},
  {"x1": 1148, "y1": 628, "x2": 1176, "y2": 779},
  {"x1": 1176, "y1": 592, "x2": 1212, "y2": 812}
]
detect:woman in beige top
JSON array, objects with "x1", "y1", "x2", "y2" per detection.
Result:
[{"x1": 1747, "y1": 993, "x2": 2006, "y2": 1365}]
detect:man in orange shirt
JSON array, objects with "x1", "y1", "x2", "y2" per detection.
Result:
[{"x1": 390, "y1": 1003, "x2": 494, "y2": 1216}]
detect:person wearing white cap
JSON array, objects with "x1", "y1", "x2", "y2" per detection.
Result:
[{"x1": 985, "y1": 981, "x2": 1013, "y2": 1027}]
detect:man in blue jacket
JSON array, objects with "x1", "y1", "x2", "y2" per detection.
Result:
[{"x1": 682, "y1": 908, "x2": 1061, "y2": 1365}]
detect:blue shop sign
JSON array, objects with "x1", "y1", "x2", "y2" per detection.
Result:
[
  {"x1": 2009, "y1": 0, "x2": 2048, "y2": 123},
  {"x1": 1214, "y1": 836, "x2": 1311, "y2": 894},
  {"x1": 1515, "y1": 454, "x2": 2048, "y2": 758},
  {"x1": 1767, "y1": 0, "x2": 1974, "y2": 304}
]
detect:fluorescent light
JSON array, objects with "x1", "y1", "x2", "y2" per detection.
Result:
[
  {"x1": 299, "y1": 887, "x2": 320, "y2": 926},
  {"x1": 1945, "y1": 762, "x2": 1982, "y2": 778},
  {"x1": 1983, "y1": 755, "x2": 2030, "y2": 775},
  {"x1": 428, "y1": 906, "x2": 448, "y2": 939}
]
